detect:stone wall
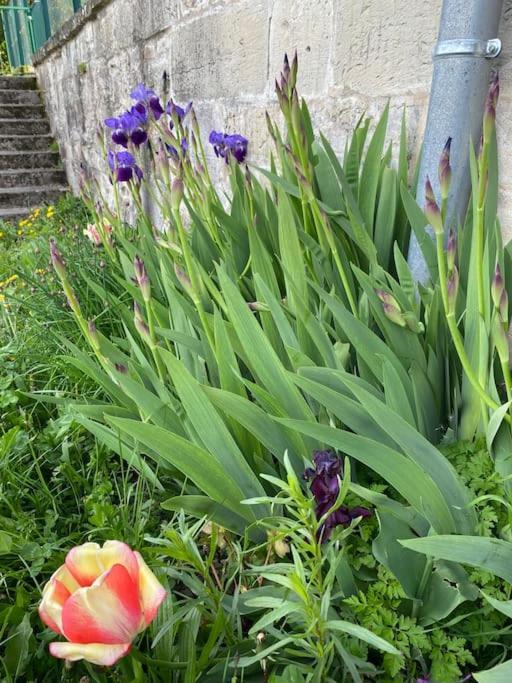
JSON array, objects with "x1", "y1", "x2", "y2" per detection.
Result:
[{"x1": 33, "y1": 0, "x2": 512, "y2": 238}]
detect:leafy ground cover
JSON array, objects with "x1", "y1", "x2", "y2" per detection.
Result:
[{"x1": 2, "y1": 58, "x2": 512, "y2": 682}]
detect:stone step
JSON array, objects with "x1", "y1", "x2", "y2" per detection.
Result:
[
  {"x1": 0, "y1": 76, "x2": 37, "y2": 91},
  {"x1": 0, "y1": 151, "x2": 61, "y2": 170},
  {"x1": 0, "y1": 118, "x2": 50, "y2": 135},
  {"x1": 0, "y1": 134, "x2": 55, "y2": 152},
  {"x1": 0, "y1": 104, "x2": 45, "y2": 119},
  {"x1": 0, "y1": 185, "x2": 67, "y2": 209},
  {"x1": 0, "y1": 89, "x2": 41, "y2": 105},
  {"x1": 0, "y1": 168, "x2": 67, "y2": 189},
  {"x1": 0, "y1": 206, "x2": 31, "y2": 224}
]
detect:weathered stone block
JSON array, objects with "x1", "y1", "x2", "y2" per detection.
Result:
[
  {"x1": 171, "y1": 0, "x2": 269, "y2": 100},
  {"x1": 333, "y1": 0, "x2": 440, "y2": 97},
  {"x1": 143, "y1": 30, "x2": 173, "y2": 96},
  {"x1": 180, "y1": 0, "x2": 227, "y2": 19},
  {"x1": 138, "y1": 0, "x2": 180, "y2": 41},
  {"x1": 269, "y1": 0, "x2": 333, "y2": 97}
]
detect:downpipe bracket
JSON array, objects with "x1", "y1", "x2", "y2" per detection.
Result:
[{"x1": 434, "y1": 38, "x2": 502, "y2": 59}]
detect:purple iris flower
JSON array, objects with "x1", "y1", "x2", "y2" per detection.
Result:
[
  {"x1": 166, "y1": 137, "x2": 189, "y2": 158},
  {"x1": 108, "y1": 150, "x2": 143, "y2": 183},
  {"x1": 130, "y1": 83, "x2": 164, "y2": 120},
  {"x1": 209, "y1": 130, "x2": 248, "y2": 164},
  {"x1": 303, "y1": 451, "x2": 371, "y2": 541},
  {"x1": 105, "y1": 106, "x2": 148, "y2": 148},
  {"x1": 166, "y1": 99, "x2": 193, "y2": 125}
]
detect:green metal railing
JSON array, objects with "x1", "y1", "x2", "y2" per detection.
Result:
[{"x1": 1, "y1": 0, "x2": 82, "y2": 70}]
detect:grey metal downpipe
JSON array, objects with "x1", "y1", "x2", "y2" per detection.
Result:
[{"x1": 407, "y1": 0, "x2": 503, "y2": 284}]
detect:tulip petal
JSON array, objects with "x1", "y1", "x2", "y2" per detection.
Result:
[
  {"x1": 65, "y1": 542, "x2": 102, "y2": 587},
  {"x1": 62, "y1": 564, "x2": 142, "y2": 644},
  {"x1": 134, "y1": 551, "x2": 167, "y2": 626},
  {"x1": 39, "y1": 566, "x2": 81, "y2": 635},
  {"x1": 101, "y1": 541, "x2": 139, "y2": 584},
  {"x1": 49, "y1": 641, "x2": 131, "y2": 666},
  {"x1": 39, "y1": 580, "x2": 71, "y2": 635},
  {"x1": 66, "y1": 541, "x2": 139, "y2": 587}
]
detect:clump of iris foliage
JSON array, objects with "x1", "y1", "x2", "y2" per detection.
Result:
[{"x1": 2, "y1": 55, "x2": 512, "y2": 682}]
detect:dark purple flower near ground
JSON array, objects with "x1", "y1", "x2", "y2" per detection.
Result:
[
  {"x1": 166, "y1": 99, "x2": 193, "y2": 126},
  {"x1": 303, "y1": 450, "x2": 371, "y2": 541},
  {"x1": 105, "y1": 106, "x2": 148, "y2": 147},
  {"x1": 130, "y1": 83, "x2": 165, "y2": 120},
  {"x1": 209, "y1": 131, "x2": 248, "y2": 164},
  {"x1": 108, "y1": 150, "x2": 143, "y2": 183}
]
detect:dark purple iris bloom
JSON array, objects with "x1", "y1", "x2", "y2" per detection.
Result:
[
  {"x1": 166, "y1": 137, "x2": 189, "y2": 158},
  {"x1": 166, "y1": 99, "x2": 193, "y2": 125},
  {"x1": 303, "y1": 450, "x2": 371, "y2": 541},
  {"x1": 105, "y1": 106, "x2": 148, "y2": 148},
  {"x1": 209, "y1": 131, "x2": 248, "y2": 164},
  {"x1": 108, "y1": 150, "x2": 143, "y2": 183},
  {"x1": 130, "y1": 83, "x2": 164, "y2": 120}
]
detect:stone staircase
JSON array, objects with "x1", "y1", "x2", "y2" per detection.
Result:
[{"x1": 0, "y1": 75, "x2": 67, "y2": 224}]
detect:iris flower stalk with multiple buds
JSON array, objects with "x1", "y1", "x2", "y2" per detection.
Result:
[{"x1": 429, "y1": 72, "x2": 512, "y2": 424}]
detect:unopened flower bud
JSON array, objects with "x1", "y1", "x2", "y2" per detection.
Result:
[
  {"x1": 133, "y1": 255, "x2": 150, "y2": 302},
  {"x1": 133, "y1": 300, "x2": 143, "y2": 321},
  {"x1": 382, "y1": 301, "x2": 407, "y2": 327},
  {"x1": 484, "y1": 72, "x2": 500, "y2": 143},
  {"x1": 174, "y1": 263, "x2": 193, "y2": 295},
  {"x1": 49, "y1": 238, "x2": 66, "y2": 277},
  {"x1": 374, "y1": 291, "x2": 405, "y2": 327},
  {"x1": 492, "y1": 263, "x2": 505, "y2": 309},
  {"x1": 281, "y1": 53, "x2": 291, "y2": 92},
  {"x1": 265, "y1": 110, "x2": 276, "y2": 141},
  {"x1": 446, "y1": 229, "x2": 457, "y2": 272},
  {"x1": 134, "y1": 312, "x2": 150, "y2": 340},
  {"x1": 447, "y1": 266, "x2": 459, "y2": 314},
  {"x1": 424, "y1": 177, "x2": 443, "y2": 235},
  {"x1": 154, "y1": 140, "x2": 170, "y2": 185},
  {"x1": 88, "y1": 320, "x2": 100, "y2": 349},
  {"x1": 171, "y1": 177, "x2": 184, "y2": 211},
  {"x1": 376, "y1": 289, "x2": 401, "y2": 310},
  {"x1": 438, "y1": 137, "x2": 452, "y2": 201},
  {"x1": 267, "y1": 531, "x2": 290, "y2": 558}
]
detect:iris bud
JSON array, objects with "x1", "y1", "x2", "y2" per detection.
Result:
[
  {"x1": 438, "y1": 137, "x2": 452, "y2": 201},
  {"x1": 424, "y1": 177, "x2": 444, "y2": 235},
  {"x1": 171, "y1": 178, "x2": 184, "y2": 211},
  {"x1": 447, "y1": 266, "x2": 459, "y2": 315},
  {"x1": 446, "y1": 229, "x2": 456, "y2": 272},
  {"x1": 133, "y1": 255, "x2": 150, "y2": 302},
  {"x1": 484, "y1": 72, "x2": 499, "y2": 144}
]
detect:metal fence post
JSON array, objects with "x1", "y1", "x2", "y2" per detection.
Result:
[
  {"x1": 2, "y1": 12, "x2": 17, "y2": 68},
  {"x1": 13, "y1": 1, "x2": 26, "y2": 67},
  {"x1": 40, "y1": 0, "x2": 51, "y2": 41}
]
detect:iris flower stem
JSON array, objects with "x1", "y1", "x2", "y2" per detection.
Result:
[
  {"x1": 173, "y1": 209, "x2": 216, "y2": 351},
  {"x1": 436, "y1": 233, "x2": 508, "y2": 421},
  {"x1": 310, "y1": 200, "x2": 358, "y2": 317},
  {"x1": 475, "y1": 140, "x2": 491, "y2": 428},
  {"x1": 146, "y1": 302, "x2": 166, "y2": 383}
]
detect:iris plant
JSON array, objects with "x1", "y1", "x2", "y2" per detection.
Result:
[
  {"x1": 108, "y1": 150, "x2": 143, "y2": 183},
  {"x1": 209, "y1": 131, "x2": 248, "y2": 164},
  {"x1": 303, "y1": 451, "x2": 370, "y2": 541}
]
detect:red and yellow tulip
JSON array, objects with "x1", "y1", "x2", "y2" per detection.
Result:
[{"x1": 38, "y1": 541, "x2": 166, "y2": 666}]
